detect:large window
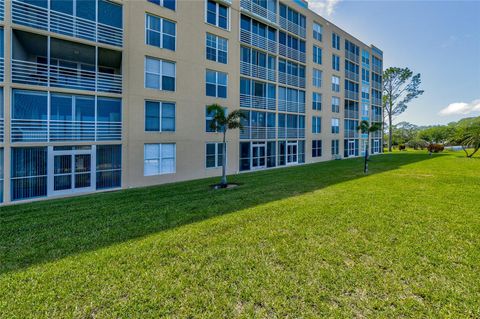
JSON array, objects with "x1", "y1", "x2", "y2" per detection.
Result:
[
  {"x1": 332, "y1": 76, "x2": 340, "y2": 92},
  {"x1": 146, "y1": 14, "x2": 176, "y2": 51},
  {"x1": 331, "y1": 139, "x2": 339, "y2": 155},
  {"x1": 362, "y1": 86, "x2": 370, "y2": 100},
  {"x1": 362, "y1": 69, "x2": 370, "y2": 83},
  {"x1": 205, "y1": 106, "x2": 224, "y2": 132},
  {"x1": 0, "y1": 148, "x2": 3, "y2": 203},
  {"x1": 332, "y1": 54, "x2": 340, "y2": 71},
  {"x1": 145, "y1": 57, "x2": 175, "y2": 91},
  {"x1": 332, "y1": 32, "x2": 340, "y2": 50},
  {"x1": 96, "y1": 145, "x2": 121, "y2": 190},
  {"x1": 312, "y1": 140, "x2": 322, "y2": 158},
  {"x1": 144, "y1": 143, "x2": 176, "y2": 176},
  {"x1": 206, "y1": 33, "x2": 228, "y2": 64},
  {"x1": 312, "y1": 116, "x2": 321, "y2": 134},
  {"x1": 312, "y1": 69, "x2": 322, "y2": 88},
  {"x1": 145, "y1": 101, "x2": 175, "y2": 132},
  {"x1": 148, "y1": 0, "x2": 176, "y2": 11},
  {"x1": 332, "y1": 96, "x2": 340, "y2": 113},
  {"x1": 206, "y1": 143, "x2": 225, "y2": 168},
  {"x1": 206, "y1": 0, "x2": 229, "y2": 30},
  {"x1": 313, "y1": 45, "x2": 322, "y2": 64},
  {"x1": 331, "y1": 118, "x2": 340, "y2": 134},
  {"x1": 313, "y1": 22, "x2": 322, "y2": 41},
  {"x1": 312, "y1": 92, "x2": 322, "y2": 111},
  {"x1": 11, "y1": 147, "x2": 48, "y2": 201},
  {"x1": 278, "y1": 86, "x2": 305, "y2": 113},
  {"x1": 206, "y1": 70, "x2": 227, "y2": 98}
]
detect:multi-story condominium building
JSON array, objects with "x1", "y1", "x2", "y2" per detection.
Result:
[{"x1": 0, "y1": 0, "x2": 383, "y2": 205}]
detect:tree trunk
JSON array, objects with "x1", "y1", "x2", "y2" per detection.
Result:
[
  {"x1": 467, "y1": 146, "x2": 479, "y2": 158},
  {"x1": 388, "y1": 113, "x2": 393, "y2": 152},
  {"x1": 221, "y1": 130, "x2": 227, "y2": 187},
  {"x1": 364, "y1": 133, "x2": 369, "y2": 173}
]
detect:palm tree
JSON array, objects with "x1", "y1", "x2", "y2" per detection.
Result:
[
  {"x1": 357, "y1": 120, "x2": 382, "y2": 173},
  {"x1": 206, "y1": 104, "x2": 246, "y2": 187},
  {"x1": 459, "y1": 123, "x2": 480, "y2": 158}
]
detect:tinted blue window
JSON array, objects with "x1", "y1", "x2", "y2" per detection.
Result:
[
  {"x1": 12, "y1": 90, "x2": 48, "y2": 120},
  {"x1": 145, "y1": 101, "x2": 160, "y2": 131},
  {"x1": 98, "y1": 0, "x2": 123, "y2": 28},
  {"x1": 97, "y1": 97, "x2": 121, "y2": 122},
  {"x1": 50, "y1": 94, "x2": 72, "y2": 121},
  {"x1": 163, "y1": 0, "x2": 176, "y2": 10},
  {"x1": 19, "y1": 0, "x2": 47, "y2": 8},
  {"x1": 76, "y1": 0, "x2": 96, "y2": 21},
  {"x1": 51, "y1": 0, "x2": 73, "y2": 14}
]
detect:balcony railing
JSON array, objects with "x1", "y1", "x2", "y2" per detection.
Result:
[
  {"x1": 371, "y1": 114, "x2": 382, "y2": 122},
  {"x1": 0, "y1": 0, "x2": 4, "y2": 21},
  {"x1": 12, "y1": 0, "x2": 123, "y2": 47},
  {"x1": 11, "y1": 119, "x2": 122, "y2": 143},
  {"x1": 240, "y1": 126, "x2": 276, "y2": 140},
  {"x1": 278, "y1": 16, "x2": 306, "y2": 38},
  {"x1": 278, "y1": 100, "x2": 305, "y2": 113},
  {"x1": 240, "y1": 29, "x2": 277, "y2": 54},
  {"x1": 372, "y1": 97, "x2": 382, "y2": 106},
  {"x1": 0, "y1": 57, "x2": 4, "y2": 82},
  {"x1": 372, "y1": 81, "x2": 382, "y2": 90},
  {"x1": 0, "y1": 118, "x2": 4, "y2": 142},
  {"x1": 345, "y1": 69, "x2": 359, "y2": 82},
  {"x1": 371, "y1": 131, "x2": 382, "y2": 138},
  {"x1": 278, "y1": 127, "x2": 305, "y2": 139},
  {"x1": 240, "y1": 0, "x2": 277, "y2": 24},
  {"x1": 278, "y1": 71, "x2": 305, "y2": 88},
  {"x1": 345, "y1": 90, "x2": 359, "y2": 101},
  {"x1": 278, "y1": 44, "x2": 306, "y2": 63},
  {"x1": 344, "y1": 110, "x2": 359, "y2": 119},
  {"x1": 240, "y1": 61, "x2": 275, "y2": 82},
  {"x1": 240, "y1": 94, "x2": 276, "y2": 111},
  {"x1": 12, "y1": 60, "x2": 122, "y2": 94},
  {"x1": 345, "y1": 51, "x2": 359, "y2": 64},
  {"x1": 372, "y1": 65, "x2": 382, "y2": 74},
  {"x1": 344, "y1": 130, "x2": 359, "y2": 138}
]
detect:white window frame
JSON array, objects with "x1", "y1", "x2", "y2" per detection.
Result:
[
  {"x1": 331, "y1": 76, "x2": 340, "y2": 93},
  {"x1": 144, "y1": 57, "x2": 176, "y2": 91},
  {"x1": 331, "y1": 139, "x2": 339, "y2": 155},
  {"x1": 144, "y1": 100, "x2": 176, "y2": 133},
  {"x1": 205, "y1": 0, "x2": 230, "y2": 31},
  {"x1": 144, "y1": 143, "x2": 176, "y2": 176},
  {"x1": 312, "y1": 68, "x2": 322, "y2": 88},
  {"x1": 313, "y1": 45, "x2": 322, "y2": 64},
  {"x1": 206, "y1": 33, "x2": 228, "y2": 64},
  {"x1": 205, "y1": 142, "x2": 227, "y2": 169},
  {"x1": 332, "y1": 96, "x2": 340, "y2": 113},
  {"x1": 313, "y1": 22, "x2": 322, "y2": 42},
  {"x1": 312, "y1": 92, "x2": 322, "y2": 111},
  {"x1": 331, "y1": 118, "x2": 340, "y2": 134},
  {"x1": 206, "y1": 69, "x2": 228, "y2": 98},
  {"x1": 312, "y1": 116, "x2": 321, "y2": 134},
  {"x1": 145, "y1": 13, "x2": 177, "y2": 51}
]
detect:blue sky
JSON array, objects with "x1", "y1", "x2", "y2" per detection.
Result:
[{"x1": 310, "y1": 0, "x2": 480, "y2": 126}]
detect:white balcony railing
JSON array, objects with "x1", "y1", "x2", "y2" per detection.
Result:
[
  {"x1": 12, "y1": 0, "x2": 123, "y2": 47},
  {"x1": 345, "y1": 51, "x2": 359, "y2": 64},
  {"x1": 278, "y1": 44, "x2": 306, "y2": 63},
  {"x1": 278, "y1": 71, "x2": 306, "y2": 88},
  {"x1": 240, "y1": 0, "x2": 277, "y2": 24},
  {"x1": 372, "y1": 81, "x2": 382, "y2": 90},
  {"x1": 345, "y1": 110, "x2": 359, "y2": 119},
  {"x1": 240, "y1": 29, "x2": 277, "y2": 54},
  {"x1": 12, "y1": 60, "x2": 122, "y2": 94},
  {"x1": 0, "y1": 118, "x2": 4, "y2": 142},
  {"x1": 240, "y1": 61, "x2": 275, "y2": 82},
  {"x1": 344, "y1": 130, "x2": 359, "y2": 138},
  {"x1": 240, "y1": 126, "x2": 276, "y2": 140},
  {"x1": 345, "y1": 69, "x2": 359, "y2": 82},
  {"x1": 345, "y1": 90, "x2": 359, "y2": 101},
  {"x1": 11, "y1": 119, "x2": 122, "y2": 143},
  {"x1": 278, "y1": 100, "x2": 305, "y2": 113},
  {"x1": 240, "y1": 94, "x2": 276, "y2": 111},
  {"x1": 278, "y1": 127, "x2": 305, "y2": 139},
  {"x1": 372, "y1": 65, "x2": 382, "y2": 74},
  {"x1": 0, "y1": 57, "x2": 4, "y2": 82},
  {"x1": 0, "y1": 0, "x2": 4, "y2": 21},
  {"x1": 372, "y1": 97, "x2": 382, "y2": 106},
  {"x1": 278, "y1": 16, "x2": 306, "y2": 38}
]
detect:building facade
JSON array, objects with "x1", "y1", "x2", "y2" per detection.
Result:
[{"x1": 0, "y1": 0, "x2": 383, "y2": 205}]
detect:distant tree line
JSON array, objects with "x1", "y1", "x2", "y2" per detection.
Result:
[{"x1": 387, "y1": 116, "x2": 480, "y2": 157}]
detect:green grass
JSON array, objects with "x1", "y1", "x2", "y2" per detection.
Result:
[{"x1": 1, "y1": 151, "x2": 479, "y2": 317}]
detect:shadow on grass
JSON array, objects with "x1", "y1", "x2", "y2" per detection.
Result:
[{"x1": 0, "y1": 152, "x2": 439, "y2": 274}]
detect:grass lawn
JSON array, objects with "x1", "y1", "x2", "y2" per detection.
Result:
[{"x1": 1, "y1": 151, "x2": 479, "y2": 317}]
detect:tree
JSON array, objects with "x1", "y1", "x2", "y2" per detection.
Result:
[
  {"x1": 383, "y1": 67, "x2": 424, "y2": 152},
  {"x1": 418, "y1": 126, "x2": 454, "y2": 144},
  {"x1": 357, "y1": 120, "x2": 382, "y2": 173},
  {"x1": 451, "y1": 118, "x2": 480, "y2": 158},
  {"x1": 206, "y1": 104, "x2": 246, "y2": 187}
]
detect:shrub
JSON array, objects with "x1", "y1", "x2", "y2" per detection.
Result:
[
  {"x1": 407, "y1": 139, "x2": 428, "y2": 150},
  {"x1": 427, "y1": 144, "x2": 444, "y2": 153},
  {"x1": 399, "y1": 144, "x2": 406, "y2": 151}
]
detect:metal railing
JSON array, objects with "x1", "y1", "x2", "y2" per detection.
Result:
[
  {"x1": 344, "y1": 130, "x2": 359, "y2": 138},
  {"x1": 11, "y1": 119, "x2": 122, "y2": 142},
  {"x1": 240, "y1": 29, "x2": 277, "y2": 54},
  {"x1": 240, "y1": 0, "x2": 277, "y2": 24},
  {"x1": 345, "y1": 69, "x2": 359, "y2": 82},
  {"x1": 278, "y1": 100, "x2": 305, "y2": 113},
  {"x1": 240, "y1": 61, "x2": 276, "y2": 82},
  {"x1": 12, "y1": 60, "x2": 122, "y2": 93},
  {"x1": 372, "y1": 64, "x2": 382, "y2": 74},
  {"x1": 0, "y1": 0, "x2": 4, "y2": 21},
  {"x1": 372, "y1": 97, "x2": 382, "y2": 106},
  {"x1": 345, "y1": 51, "x2": 359, "y2": 64},
  {"x1": 344, "y1": 110, "x2": 359, "y2": 119},
  {"x1": 0, "y1": 118, "x2": 4, "y2": 142},
  {"x1": 240, "y1": 94, "x2": 276, "y2": 111},
  {"x1": 278, "y1": 16, "x2": 306, "y2": 38},
  {"x1": 278, "y1": 71, "x2": 305, "y2": 88},
  {"x1": 0, "y1": 57, "x2": 4, "y2": 82},
  {"x1": 371, "y1": 114, "x2": 382, "y2": 122},
  {"x1": 345, "y1": 90, "x2": 359, "y2": 101},
  {"x1": 278, "y1": 44, "x2": 306, "y2": 63},
  {"x1": 372, "y1": 81, "x2": 382, "y2": 90},
  {"x1": 278, "y1": 127, "x2": 305, "y2": 139},
  {"x1": 12, "y1": 0, "x2": 123, "y2": 47},
  {"x1": 240, "y1": 126, "x2": 276, "y2": 140}
]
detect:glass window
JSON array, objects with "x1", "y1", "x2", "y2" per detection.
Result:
[
  {"x1": 146, "y1": 14, "x2": 176, "y2": 51},
  {"x1": 313, "y1": 45, "x2": 322, "y2": 64},
  {"x1": 11, "y1": 147, "x2": 48, "y2": 201},
  {"x1": 148, "y1": 0, "x2": 176, "y2": 11},
  {"x1": 98, "y1": 0, "x2": 123, "y2": 28},
  {"x1": 206, "y1": 70, "x2": 227, "y2": 98},
  {"x1": 206, "y1": 33, "x2": 228, "y2": 64},
  {"x1": 332, "y1": 76, "x2": 340, "y2": 92},
  {"x1": 332, "y1": 96, "x2": 340, "y2": 113},
  {"x1": 145, "y1": 57, "x2": 176, "y2": 91},
  {"x1": 331, "y1": 139, "x2": 339, "y2": 155},
  {"x1": 144, "y1": 144, "x2": 176, "y2": 176},
  {"x1": 145, "y1": 101, "x2": 175, "y2": 132},
  {"x1": 312, "y1": 92, "x2": 322, "y2": 111},
  {"x1": 312, "y1": 116, "x2": 321, "y2": 134},
  {"x1": 331, "y1": 118, "x2": 340, "y2": 134},
  {"x1": 206, "y1": 142, "x2": 225, "y2": 168},
  {"x1": 206, "y1": 0, "x2": 229, "y2": 30},
  {"x1": 313, "y1": 22, "x2": 322, "y2": 41},
  {"x1": 332, "y1": 32, "x2": 340, "y2": 50},
  {"x1": 96, "y1": 144, "x2": 121, "y2": 190},
  {"x1": 97, "y1": 97, "x2": 121, "y2": 122},
  {"x1": 312, "y1": 140, "x2": 322, "y2": 158},
  {"x1": 312, "y1": 69, "x2": 322, "y2": 88}
]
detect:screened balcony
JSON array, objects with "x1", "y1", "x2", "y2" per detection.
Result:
[
  {"x1": 0, "y1": 0, "x2": 4, "y2": 21},
  {"x1": 0, "y1": 27, "x2": 4, "y2": 81},
  {"x1": 0, "y1": 88, "x2": 3, "y2": 143},
  {"x1": 12, "y1": 30, "x2": 122, "y2": 93},
  {"x1": 240, "y1": 0, "x2": 277, "y2": 24},
  {"x1": 11, "y1": 0, "x2": 123, "y2": 47}
]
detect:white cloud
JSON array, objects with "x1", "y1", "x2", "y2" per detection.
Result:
[
  {"x1": 439, "y1": 99, "x2": 480, "y2": 116},
  {"x1": 309, "y1": 0, "x2": 341, "y2": 16}
]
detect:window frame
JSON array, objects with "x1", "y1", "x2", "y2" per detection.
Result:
[
  {"x1": 205, "y1": 0, "x2": 230, "y2": 30},
  {"x1": 144, "y1": 100, "x2": 176, "y2": 133},
  {"x1": 312, "y1": 140, "x2": 322, "y2": 158},
  {"x1": 312, "y1": 116, "x2": 322, "y2": 134},
  {"x1": 206, "y1": 69, "x2": 228, "y2": 98},
  {"x1": 144, "y1": 56, "x2": 176, "y2": 91},
  {"x1": 145, "y1": 13, "x2": 177, "y2": 51},
  {"x1": 205, "y1": 142, "x2": 227, "y2": 169},
  {"x1": 144, "y1": 143, "x2": 176, "y2": 176},
  {"x1": 206, "y1": 33, "x2": 228, "y2": 64}
]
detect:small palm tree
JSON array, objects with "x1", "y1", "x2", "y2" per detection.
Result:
[
  {"x1": 206, "y1": 104, "x2": 246, "y2": 187},
  {"x1": 459, "y1": 124, "x2": 480, "y2": 158},
  {"x1": 358, "y1": 120, "x2": 382, "y2": 173}
]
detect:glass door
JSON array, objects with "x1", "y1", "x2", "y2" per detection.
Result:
[
  {"x1": 373, "y1": 139, "x2": 380, "y2": 153},
  {"x1": 287, "y1": 141, "x2": 298, "y2": 165},
  {"x1": 348, "y1": 140, "x2": 356, "y2": 157},
  {"x1": 251, "y1": 142, "x2": 266, "y2": 170}
]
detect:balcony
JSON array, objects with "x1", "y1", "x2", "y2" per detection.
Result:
[
  {"x1": 240, "y1": 0, "x2": 277, "y2": 24},
  {"x1": 0, "y1": 57, "x2": 4, "y2": 82},
  {"x1": 0, "y1": 117, "x2": 3, "y2": 142},
  {"x1": 11, "y1": 119, "x2": 121, "y2": 142},
  {"x1": 372, "y1": 81, "x2": 382, "y2": 90},
  {"x1": 0, "y1": 0, "x2": 4, "y2": 21},
  {"x1": 371, "y1": 114, "x2": 383, "y2": 122},
  {"x1": 11, "y1": 0, "x2": 123, "y2": 47},
  {"x1": 345, "y1": 70, "x2": 359, "y2": 82},
  {"x1": 345, "y1": 90, "x2": 359, "y2": 101},
  {"x1": 12, "y1": 30, "x2": 122, "y2": 94},
  {"x1": 278, "y1": 100, "x2": 305, "y2": 113},
  {"x1": 278, "y1": 72, "x2": 305, "y2": 88},
  {"x1": 371, "y1": 130, "x2": 382, "y2": 138},
  {"x1": 372, "y1": 64, "x2": 382, "y2": 74},
  {"x1": 344, "y1": 130, "x2": 359, "y2": 138},
  {"x1": 240, "y1": 94, "x2": 276, "y2": 111},
  {"x1": 240, "y1": 126, "x2": 276, "y2": 140},
  {"x1": 240, "y1": 61, "x2": 276, "y2": 82},
  {"x1": 278, "y1": 128, "x2": 305, "y2": 139},
  {"x1": 344, "y1": 110, "x2": 359, "y2": 119},
  {"x1": 345, "y1": 51, "x2": 359, "y2": 64},
  {"x1": 278, "y1": 16, "x2": 306, "y2": 38},
  {"x1": 240, "y1": 29, "x2": 277, "y2": 54},
  {"x1": 372, "y1": 97, "x2": 382, "y2": 106},
  {"x1": 278, "y1": 44, "x2": 306, "y2": 63}
]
